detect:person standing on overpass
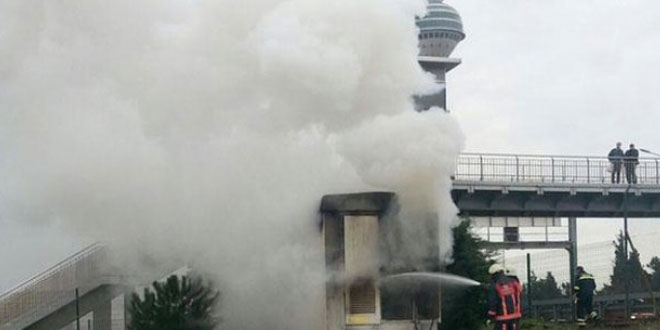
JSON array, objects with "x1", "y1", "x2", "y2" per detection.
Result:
[
  {"x1": 608, "y1": 142, "x2": 624, "y2": 183},
  {"x1": 624, "y1": 144, "x2": 639, "y2": 184}
]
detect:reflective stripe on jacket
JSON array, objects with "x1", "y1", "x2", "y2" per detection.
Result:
[
  {"x1": 488, "y1": 274, "x2": 523, "y2": 321},
  {"x1": 574, "y1": 272, "x2": 596, "y2": 298}
]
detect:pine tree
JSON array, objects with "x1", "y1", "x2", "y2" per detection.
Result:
[
  {"x1": 648, "y1": 257, "x2": 660, "y2": 291},
  {"x1": 608, "y1": 231, "x2": 648, "y2": 294},
  {"x1": 128, "y1": 275, "x2": 220, "y2": 330},
  {"x1": 609, "y1": 232, "x2": 628, "y2": 293},
  {"x1": 528, "y1": 272, "x2": 564, "y2": 300},
  {"x1": 441, "y1": 218, "x2": 493, "y2": 330}
]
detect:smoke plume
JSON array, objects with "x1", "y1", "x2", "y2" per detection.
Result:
[{"x1": 0, "y1": 0, "x2": 463, "y2": 329}]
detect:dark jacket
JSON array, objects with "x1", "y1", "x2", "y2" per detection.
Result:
[
  {"x1": 487, "y1": 273, "x2": 523, "y2": 321},
  {"x1": 624, "y1": 149, "x2": 639, "y2": 164},
  {"x1": 608, "y1": 148, "x2": 624, "y2": 164},
  {"x1": 574, "y1": 272, "x2": 596, "y2": 299}
]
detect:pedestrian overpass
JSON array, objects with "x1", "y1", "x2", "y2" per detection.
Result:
[
  {"x1": 451, "y1": 153, "x2": 660, "y2": 250},
  {"x1": 0, "y1": 244, "x2": 125, "y2": 330},
  {"x1": 453, "y1": 153, "x2": 660, "y2": 218},
  {"x1": 0, "y1": 244, "x2": 176, "y2": 330},
  {"x1": 3, "y1": 152, "x2": 660, "y2": 330}
]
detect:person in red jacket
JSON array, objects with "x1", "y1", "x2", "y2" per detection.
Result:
[
  {"x1": 505, "y1": 266, "x2": 523, "y2": 317},
  {"x1": 487, "y1": 264, "x2": 523, "y2": 330}
]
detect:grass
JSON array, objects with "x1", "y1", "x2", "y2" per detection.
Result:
[
  {"x1": 473, "y1": 319, "x2": 660, "y2": 329},
  {"x1": 511, "y1": 318, "x2": 660, "y2": 329}
]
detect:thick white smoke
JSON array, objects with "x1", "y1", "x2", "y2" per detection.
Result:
[
  {"x1": 0, "y1": 0, "x2": 463, "y2": 329},
  {"x1": 337, "y1": 109, "x2": 464, "y2": 264}
]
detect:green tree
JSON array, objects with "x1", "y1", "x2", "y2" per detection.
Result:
[
  {"x1": 128, "y1": 274, "x2": 220, "y2": 330},
  {"x1": 648, "y1": 257, "x2": 660, "y2": 291},
  {"x1": 441, "y1": 218, "x2": 494, "y2": 330},
  {"x1": 528, "y1": 272, "x2": 564, "y2": 300},
  {"x1": 607, "y1": 231, "x2": 648, "y2": 294}
]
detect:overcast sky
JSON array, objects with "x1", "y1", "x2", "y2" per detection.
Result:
[
  {"x1": 3, "y1": 0, "x2": 660, "y2": 292},
  {"x1": 453, "y1": 0, "x2": 660, "y2": 155}
]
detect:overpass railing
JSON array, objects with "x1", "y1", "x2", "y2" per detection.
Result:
[{"x1": 455, "y1": 153, "x2": 660, "y2": 185}]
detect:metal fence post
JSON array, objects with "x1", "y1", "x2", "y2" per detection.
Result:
[
  {"x1": 516, "y1": 156, "x2": 520, "y2": 182},
  {"x1": 586, "y1": 157, "x2": 591, "y2": 183},
  {"x1": 551, "y1": 157, "x2": 555, "y2": 183},
  {"x1": 75, "y1": 288, "x2": 80, "y2": 330},
  {"x1": 624, "y1": 185, "x2": 631, "y2": 319},
  {"x1": 568, "y1": 217, "x2": 578, "y2": 321},
  {"x1": 527, "y1": 253, "x2": 533, "y2": 315},
  {"x1": 656, "y1": 159, "x2": 659, "y2": 184},
  {"x1": 480, "y1": 155, "x2": 484, "y2": 181}
]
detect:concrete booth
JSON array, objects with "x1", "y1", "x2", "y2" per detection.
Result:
[{"x1": 320, "y1": 192, "x2": 442, "y2": 330}]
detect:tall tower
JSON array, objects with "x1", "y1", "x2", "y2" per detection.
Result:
[{"x1": 415, "y1": 0, "x2": 465, "y2": 112}]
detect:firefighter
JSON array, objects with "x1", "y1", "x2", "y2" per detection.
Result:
[
  {"x1": 505, "y1": 266, "x2": 523, "y2": 315},
  {"x1": 487, "y1": 264, "x2": 523, "y2": 330},
  {"x1": 574, "y1": 266, "x2": 597, "y2": 326}
]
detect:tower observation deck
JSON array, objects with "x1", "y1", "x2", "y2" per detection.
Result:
[{"x1": 415, "y1": 0, "x2": 465, "y2": 111}]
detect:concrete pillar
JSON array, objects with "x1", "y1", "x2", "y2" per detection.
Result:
[
  {"x1": 123, "y1": 293, "x2": 131, "y2": 330},
  {"x1": 322, "y1": 213, "x2": 345, "y2": 330},
  {"x1": 92, "y1": 299, "x2": 112, "y2": 330},
  {"x1": 568, "y1": 217, "x2": 578, "y2": 321}
]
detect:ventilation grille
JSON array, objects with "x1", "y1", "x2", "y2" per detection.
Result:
[{"x1": 349, "y1": 281, "x2": 376, "y2": 314}]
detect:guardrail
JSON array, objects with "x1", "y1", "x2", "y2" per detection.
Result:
[
  {"x1": 531, "y1": 291, "x2": 660, "y2": 321},
  {"x1": 455, "y1": 153, "x2": 660, "y2": 185},
  {"x1": 0, "y1": 243, "x2": 107, "y2": 327}
]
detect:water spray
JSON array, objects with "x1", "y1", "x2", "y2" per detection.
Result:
[{"x1": 379, "y1": 272, "x2": 481, "y2": 288}]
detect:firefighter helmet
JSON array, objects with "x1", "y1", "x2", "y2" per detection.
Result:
[{"x1": 488, "y1": 264, "x2": 504, "y2": 275}]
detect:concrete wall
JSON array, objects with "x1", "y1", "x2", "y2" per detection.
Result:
[
  {"x1": 25, "y1": 285, "x2": 126, "y2": 330},
  {"x1": 324, "y1": 213, "x2": 345, "y2": 330},
  {"x1": 344, "y1": 216, "x2": 379, "y2": 279}
]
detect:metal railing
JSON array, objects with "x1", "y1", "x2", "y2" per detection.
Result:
[
  {"x1": 455, "y1": 153, "x2": 660, "y2": 185},
  {"x1": 532, "y1": 291, "x2": 660, "y2": 322},
  {"x1": 0, "y1": 243, "x2": 107, "y2": 328}
]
